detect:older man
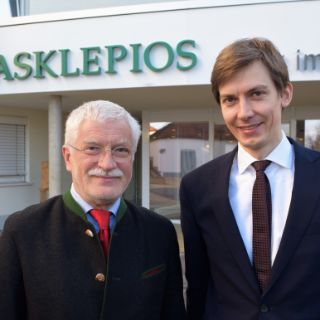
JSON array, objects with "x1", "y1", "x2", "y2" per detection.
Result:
[{"x1": 0, "y1": 100, "x2": 186, "y2": 320}]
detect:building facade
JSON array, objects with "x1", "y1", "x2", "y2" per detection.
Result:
[{"x1": 1, "y1": 1, "x2": 320, "y2": 246}]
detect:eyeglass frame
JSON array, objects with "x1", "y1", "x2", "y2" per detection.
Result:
[{"x1": 67, "y1": 143, "x2": 133, "y2": 163}]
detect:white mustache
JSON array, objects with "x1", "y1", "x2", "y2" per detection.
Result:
[{"x1": 88, "y1": 167, "x2": 124, "y2": 177}]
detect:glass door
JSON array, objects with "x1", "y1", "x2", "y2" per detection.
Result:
[
  {"x1": 149, "y1": 121, "x2": 209, "y2": 218},
  {"x1": 142, "y1": 110, "x2": 214, "y2": 251}
]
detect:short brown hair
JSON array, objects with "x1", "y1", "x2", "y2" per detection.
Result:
[{"x1": 211, "y1": 38, "x2": 290, "y2": 104}]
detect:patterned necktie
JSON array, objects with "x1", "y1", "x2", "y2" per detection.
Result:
[
  {"x1": 90, "y1": 209, "x2": 111, "y2": 257},
  {"x1": 252, "y1": 160, "x2": 272, "y2": 292}
]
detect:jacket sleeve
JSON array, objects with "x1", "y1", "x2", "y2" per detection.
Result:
[
  {"x1": 0, "y1": 217, "x2": 27, "y2": 320},
  {"x1": 180, "y1": 177, "x2": 210, "y2": 320},
  {"x1": 161, "y1": 221, "x2": 187, "y2": 320}
]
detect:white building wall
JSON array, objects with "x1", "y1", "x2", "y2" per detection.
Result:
[
  {"x1": 1, "y1": 0, "x2": 320, "y2": 96},
  {"x1": 150, "y1": 138, "x2": 210, "y2": 175},
  {"x1": 0, "y1": 106, "x2": 71, "y2": 226},
  {"x1": 0, "y1": 107, "x2": 47, "y2": 224},
  {"x1": 28, "y1": 0, "x2": 180, "y2": 15}
]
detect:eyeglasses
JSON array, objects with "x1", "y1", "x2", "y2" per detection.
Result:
[{"x1": 68, "y1": 144, "x2": 132, "y2": 162}]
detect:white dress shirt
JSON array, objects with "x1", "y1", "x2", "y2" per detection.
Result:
[{"x1": 229, "y1": 132, "x2": 295, "y2": 265}]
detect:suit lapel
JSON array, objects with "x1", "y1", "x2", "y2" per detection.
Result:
[
  {"x1": 267, "y1": 141, "x2": 320, "y2": 292},
  {"x1": 211, "y1": 148, "x2": 259, "y2": 292}
]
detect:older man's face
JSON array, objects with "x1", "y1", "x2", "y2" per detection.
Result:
[{"x1": 62, "y1": 119, "x2": 134, "y2": 209}]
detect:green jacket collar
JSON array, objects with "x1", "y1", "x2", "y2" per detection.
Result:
[{"x1": 62, "y1": 190, "x2": 127, "y2": 225}]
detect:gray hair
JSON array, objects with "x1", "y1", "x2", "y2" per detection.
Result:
[{"x1": 64, "y1": 100, "x2": 141, "y2": 152}]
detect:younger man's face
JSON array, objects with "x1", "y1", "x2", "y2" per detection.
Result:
[{"x1": 219, "y1": 60, "x2": 293, "y2": 159}]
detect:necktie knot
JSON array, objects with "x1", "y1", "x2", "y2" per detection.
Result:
[
  {"x1": 90, "y1": 209, "x2": 111, "y2": 230},
  {"x1": 252, "y1": 160, "x2": 271, "y2": 172}
]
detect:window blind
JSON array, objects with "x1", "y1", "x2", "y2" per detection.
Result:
[{"x1": 0, "y1": 123, "x2": 26, "y2": 183}]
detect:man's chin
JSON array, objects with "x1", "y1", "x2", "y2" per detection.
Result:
[
  {"x1": 87, "y1": 195, "x2": 117, "y2": 208},
  {"x1": 239, "y1": 137, "x2": 262, "y2": 149},
  {"x1": 90, "y1": 190, "x2": 122, "y2": 203}
]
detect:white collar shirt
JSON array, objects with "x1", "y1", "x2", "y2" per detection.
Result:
[{"x1": 229, "y1": 132, "x2": 295, "y2": 264}]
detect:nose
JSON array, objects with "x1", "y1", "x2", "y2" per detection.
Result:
[
  {"x1": 98, "y1": 149, "x2": 117, "y2": 170},
  {"x1": 238, "y1": 97, "x2": 254, "y2": 120}
]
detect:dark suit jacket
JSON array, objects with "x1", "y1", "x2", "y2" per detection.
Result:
[
  {"x1": 180, "y1": 138, "x2": 320, "y2": 320},
  {"x1": 0, "y1": 193, "x2": 186, "y2": 320}
]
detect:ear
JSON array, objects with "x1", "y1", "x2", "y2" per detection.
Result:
[
  {"x1": 280, "y1": 82, "x2": 293, "y2": 110},
  {"x1": 62, "y1": 145, "x2": 72, "y2": 172}
]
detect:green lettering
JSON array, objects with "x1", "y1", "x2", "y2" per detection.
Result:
[
  {"x1": 60, "y1": 49, "x2": 80, "y2": 77},
  {"x1": 34, "y1": 50, "x2": 58, "y2": 78},
  {"x1": 81, "y1": 47, "x2": 101, "y2": 75},
  {"x1": 144, "y1": 41, "x2": 174, "y2": 72},
  {"x1": 0, "y1": 55, "x2": 14, "y2": 80},
  {"x1": 14, "y1": 52, "x2": 32, "y2": 80},
  {"x1": 130, "y1": 43, "x2": 142, "y2": 73},
  {"x1": 105, "y1": 45, "x2": 127, "y2": 74},
  {"x1": 176, "y1": 40, "x2": 197, "y2": 71}
]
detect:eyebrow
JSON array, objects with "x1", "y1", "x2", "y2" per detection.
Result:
[
  {"x1": 247, "y1": 85, "x2": 269, "y2": 93},
  {"x1": 82, "y1": 139, "x2": 132, "y2": 146},
  {"x1": 219, "y1": 93, "x2": 234, "y2": 99},
  {"x1": 220, "y1": 84, "x2": 269, "y2": 99}
]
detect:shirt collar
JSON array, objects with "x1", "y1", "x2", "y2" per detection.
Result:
[
  {"x1": 70, "y1": 183, "x2": 120, "y2": 216},
  {"x1": 237, "y1": 131, "x2": 294, "y2": 174}
]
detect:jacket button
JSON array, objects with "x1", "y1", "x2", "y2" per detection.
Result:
[
  {"x1": 260, "y1": 304, "x2": 269, "y2": 313},
  {"x1": 85, "y1": 229, "x2": 94, "y2": 238},
  {"x1": 95, "y1": 273, "x2": 105, "y2": 282}
]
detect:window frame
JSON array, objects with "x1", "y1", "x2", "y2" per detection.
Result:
[{"x1": 0, "y1": 116, "x2": 28, "y2": 185}]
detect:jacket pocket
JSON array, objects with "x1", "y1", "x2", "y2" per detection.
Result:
[{"x1": 141, "y1": 264, "x2": 166, "y2": 279}]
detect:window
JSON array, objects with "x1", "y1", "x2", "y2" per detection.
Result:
[
  {"x1": 296, "y1": 119, "x2": 320, "y2": 151},
  {"x1": 0, "y1": 118, "x2": 27, "y2": 184},
  {"x1": 0, "y1": 0, "x2": 19, "y2": 17}
]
